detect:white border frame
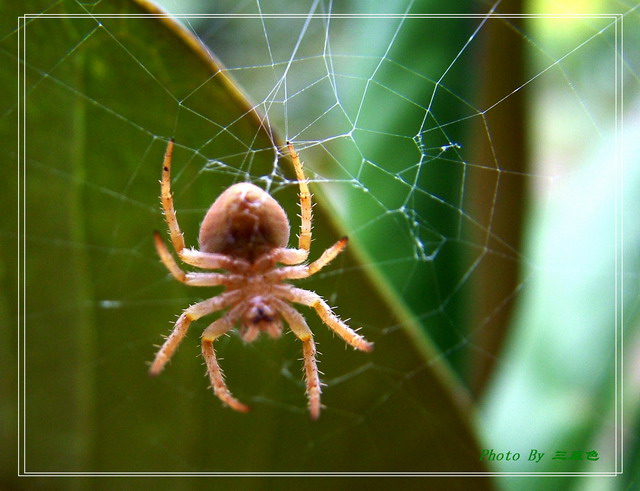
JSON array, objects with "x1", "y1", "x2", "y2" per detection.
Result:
[{"x1": 16, "y1": 9, "x2": 625, "y2": 479}]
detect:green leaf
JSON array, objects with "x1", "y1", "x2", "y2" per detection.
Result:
[{"x1": 1, "y1": 0, "x2": 491, "y2": 486}]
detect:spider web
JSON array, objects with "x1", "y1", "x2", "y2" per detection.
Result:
[{"x1": 8, "y1": 0, "x2": 640, "y2": 480}]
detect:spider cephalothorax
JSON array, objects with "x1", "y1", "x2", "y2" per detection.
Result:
[{"x1": 150, "y1": 140, "x2": 373, "y2": 419}]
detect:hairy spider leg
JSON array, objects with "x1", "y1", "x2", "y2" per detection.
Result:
[
  {"x1": 308, "y1": 237, "x2": 348, "y2": 275},
  {"x1": 261, "y1": 247, "x2": 309, "y2": 267},
  {"x1": 149, "y1": 291, "x2": 241, "y2": 376},
  {"x1": 159, "y1": 140, "x2": 251, "y2": 272},
  {"x1": 266, "y1": 237, "x2": 349, "y2": 281},
  {"x1": 178, "y1": 248, "x2": 250, "y2": 272},
  {"x1": 160, "y1": 139, "x2": 185, "y2": 253},
  {"x1": 278, "y1": 286, "x2": 374, "y2": 352},
  {"x1": 273, "y1": 298, "x2": 322, "y2": 420},
  {"x1": 287, "y1": 142, "x2": 313, "y2": 254},
  {"x1": 201, "y1": 303, "x2": 251, "y2": 413},
  {"x1": 154, "y1": 231, "x2": 244, "y2": 285}
]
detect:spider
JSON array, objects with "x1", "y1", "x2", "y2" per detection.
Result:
[{"x1": 150, "y1": 139, "x2": 373, "y2": 419}]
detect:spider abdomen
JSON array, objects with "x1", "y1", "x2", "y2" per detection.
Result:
[{"x1": 198, "y1": 183, "x2": 290, "y2": 261}]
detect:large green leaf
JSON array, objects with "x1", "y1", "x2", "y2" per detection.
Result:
[{"x1": 1, "y1": 0, "x2": 491, "y2": 488}]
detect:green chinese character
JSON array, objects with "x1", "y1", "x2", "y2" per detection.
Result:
[{"x1": 586, "y1": 450, "x2": 600, "y2": 461}]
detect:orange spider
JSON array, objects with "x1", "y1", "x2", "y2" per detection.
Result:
[{"x1": 150, "y1": 140, "x2": 373, "y2": 419}]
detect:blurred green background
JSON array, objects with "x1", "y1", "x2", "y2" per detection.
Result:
[{"x1": 2, "y1": 0, "x2": 639, "y2": 489}]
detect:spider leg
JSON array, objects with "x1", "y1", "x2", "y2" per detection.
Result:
[
  {"x1": 267, "y1": 247, "x2": 309, "y2": 266},
  {"x1": 273, "y1": 299, "x2": 322, "y2": 419},
  {"x1": 154, "y1": 231, "x2": 242, "y2": 286},
  {"x1": 160, "y1": 139, "x2": 186, "y2": 253},
  {"x1": 277, "y1": 286, "x2": 374, "y2": 352},
  {"x1": 266, "y1": 237, "x2": 349, "y2": 281},
  {"x1": 149, "y1": 291, "x2": 240, "y2": 376},
  {"x1": 179, "y1": 248, "x2": 250, "y2": 273},
  {"x1": 201, "y1": 304, "x2": 250, "y2": 413},
  {"x1": 158, "y1": 140, "x2": 250, "y2": 273},
  {"x1": 308, "y1": 237, "x2": 348, "y2": 275},
  {"x1": 287, "y1": 142, "x2": 312, "y2": 253}
]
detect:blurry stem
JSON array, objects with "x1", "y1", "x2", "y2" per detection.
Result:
[
  {"x1": 466, "y1": 2, "x2": 527, "y2": 397},
  {"x1": 67, "y1": 44, "x2": 97, "y2": 476}
]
